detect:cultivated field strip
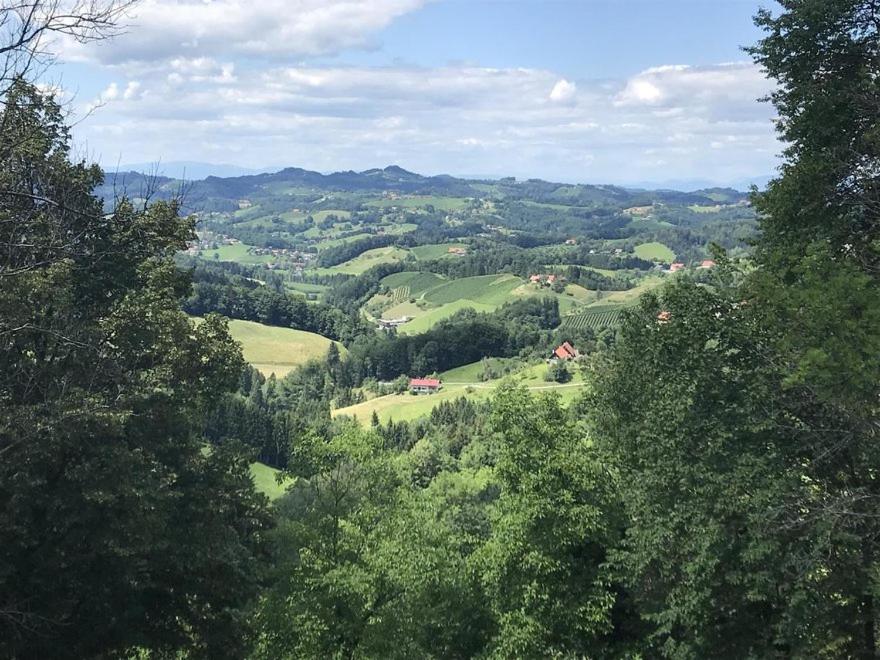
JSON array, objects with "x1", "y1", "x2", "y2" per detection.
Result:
[{"x1": 562, "y1": 306, "x2": 625, "y2": 331}]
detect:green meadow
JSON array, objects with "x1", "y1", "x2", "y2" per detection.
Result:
[
  {"x1": 193, "y1": 318, "x2": 342, "y2": 377},
  {"x1": 634, "y1": 241, "x2": 676, "y2": 262},
  {"x1": 333, "y1": 361, "x2": 587, "y2": 425},
  {"x1": 310, "y1": 246, "x2": 412, "y2": 275}
]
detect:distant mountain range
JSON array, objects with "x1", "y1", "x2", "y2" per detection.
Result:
[
  {"x1": 97, "y1": 164, "x2": 752, "y2": 213},
  {"x1": 111, "y1": 161, "x2": 769, "y2": 193},
  {"x1": 115, "y1": 161, "x2": 275, "y2": 181}
]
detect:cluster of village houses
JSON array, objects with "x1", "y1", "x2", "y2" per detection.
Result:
[
  {"x1": 666, "y1": 259, "x2": 715, "y2": 274},
  {"x1": 529, "y1": 273, "x2": 560, "y2": 286},
  {"x1": 186, "y1": 232, "x2": 316, "y2": 273}
]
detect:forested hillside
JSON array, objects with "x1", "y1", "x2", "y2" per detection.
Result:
[{"x1": 2, "y1": 1, "x2": 879, "y2": 658}]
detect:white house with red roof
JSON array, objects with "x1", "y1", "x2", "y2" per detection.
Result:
[{"x1": 409, "y1": 377, "x2": 442, "y2": 394}]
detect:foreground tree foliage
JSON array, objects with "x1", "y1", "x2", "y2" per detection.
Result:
[
  {"x1": 0, "y1": 81, "x2": 270, "y2": 658},
  {"x1": 252, "y1": 423, "x2": 496, "y2": 659},
  {"x1": 477, "y1": 388, "x2": 628, "y2": 657},
  {"x1": 2, "y1": 0, "x2": 878, "y2": 657},
  {"x1": 588, "y1": 0, "x2": 880, "y2": 655}
]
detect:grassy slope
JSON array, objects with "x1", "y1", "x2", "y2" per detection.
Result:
[
  {"x1": 440, "y1": 357, "x2": 522, "y2": 381},
  {"x1": 590, "y1": 276, "x2": 664, "y2": 306},
  {"x1": 250, "y1": 462, "x2": 293, "y2": 500},
  {"x1": 197, "y1": 318, "x2": 342, "y2": 377},
  {"x1": 634, "y1": 241, "x2": 676, "y2": 262},
  {"x1": 201, "y1": 447, "x2": 291, "y2": 501},
  {"x1": 373, "y1": 273, "x2": 527, "y2": 335},
  {"x1": 334, "y1": 362, "x2": 588, "y2": 425},
  {"x1": 381, "y1": 271, "x2": 447, "y2": 296},
  {"x1": 312, "y1": 209, "x2": 352, "y2": 221},
  {"x1": 200, "y1": 243, "x2": 274, "y2": 265},
  {"x1": 410, "y1": 243, "x2": 468, "y2": 260},
  {"x1": 311, "y1": 246, "x2": 411, "y2": 276},
  {"x1": 399, "y1": 300, "x2": 496, "y2": 334},
  {"x1": 334, "y1": 385, "x2": 495, "y2": 424},
  {"x1": 316, "y1": 233, "x2": 373, "y2": 250},
  {"x1": 422, "y1": 274, "x2": 523, "y2": 306}
]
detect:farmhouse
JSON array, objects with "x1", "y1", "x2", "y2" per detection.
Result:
[
  {"x1": 699, "y1": 259, "x2": 716, "y2": 269},
  {"x1": 378, "y1": 316, "x2": 411, "y2": 330},
  {"x1": 669, "y1": 262, "x2": 686, "y2": 273},
  {"x1": 550, "y1": 341, "x2": 579, "y2": 361},
  {"x1": 447, "y1": 246, "x2": 467, "y2": 256},
  {"x1": 529, "y1": 273, "x2": 562, "y2": 286},
  {"x1": 410, "y1": 378, "x2": 442, "y2": 394}
]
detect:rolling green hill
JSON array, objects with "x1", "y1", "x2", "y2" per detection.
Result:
[
  {"x1": 311, "y1": 246, "x2": 411, "y2": 275},
  {"x1": 398, "y1": 299, "x2": 496, "y2": 334},
  {"x1": 381, "y1": 271, "x2": 447, "y2": 297},
  {"x1": 334, "y1": 362, "x2": 587, "y2": 425},
  {"x1": 194, "y1": 318, "x2": 342, "y2": 377},
  {"x1": 422, "y1": 274, "x2": 523, "y2": 306}
]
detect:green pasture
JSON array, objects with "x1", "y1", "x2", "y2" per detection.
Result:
[
  {"x1": 310, "y1": 246, "x2": 411, "y2": 276},
  {"x1": 334, "y1": 363, "x2": 587, "y2": 425},
  {"x1": 196, "y1": 318, "x2": 342, "y2": 377},
  {"x1": 410, "y1": 243, "x2": 468, "y2": 260},
  {"x1": 199, "y1": 243, "x2": 275, "y2": 265},
  {"x1": 634, "y1": 242, "x2": 676, "y2": 262}
]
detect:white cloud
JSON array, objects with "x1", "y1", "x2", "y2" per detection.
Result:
[
  {"x1": 549, "y1": 79, "x2": 577, "y2": 103},
  {"x1": 616, "y1": 62, "x2": 769, "y2": 110},
  {"x1": 618, "y1": 79, "x2": 663, "y2": 105},
  {"x1": 73, "y1": 61, "x2": 779, "y2": 185},
  {"x1": 60, "y1": 0, "x2": 429, "y2": 64},
  {"x1": 122, "y1": 81, "x2": 141, "y2": 100}
]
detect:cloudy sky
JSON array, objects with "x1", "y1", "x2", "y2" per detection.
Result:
[{"x1": 55, "y1": 0, "x2": 782, "y2": 186}]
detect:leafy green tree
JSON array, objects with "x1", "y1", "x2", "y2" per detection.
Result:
[
  {"x1": 545, "y1": 360, "x2": 571, "y2": 383},
  {"x1": 746, "y1": 1, "x2": 880, "y2": 654},
  {"x1": 252, "y1": 427, "x2": 402, "y2": 658},
  {"x1": 477, "y1": 385, "x2": 628, "y2": 657},
  {"x1": 0, "y1": 81, "x2": 270, "y2": 658},
  {"x1": 591, "y1": 281, "x2": 805, "y2": 656},
  {"x1": 595, "y1": 274, "x2": 879, "y2": 656}
]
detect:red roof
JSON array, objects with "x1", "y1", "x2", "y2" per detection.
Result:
[
  {"x1": 410, "y1": 378, "x2": 441, "y2": 388},
  {"x1": 553, "y1": 342, "x2": 578, "y2": 360}
]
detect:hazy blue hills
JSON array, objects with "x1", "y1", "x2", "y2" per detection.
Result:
[{"x1": 96, "y1": 164, "x2": 751, "y2": 213}]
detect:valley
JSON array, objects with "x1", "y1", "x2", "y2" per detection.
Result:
[{"x1": 163, "y1": 164, "x2": 753, "y2": 424}]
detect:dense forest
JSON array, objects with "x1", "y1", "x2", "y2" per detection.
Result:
[{"x1": 2, "y1": 1, "x2": 880, "y2": 658}]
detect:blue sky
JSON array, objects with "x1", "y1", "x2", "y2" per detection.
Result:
[
  {"x1": 55, "y1": 0, "x2": 781, "y2": 187},
  {"x1": 346, "y1": 1, "x2": 764, "y2": 77}
]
